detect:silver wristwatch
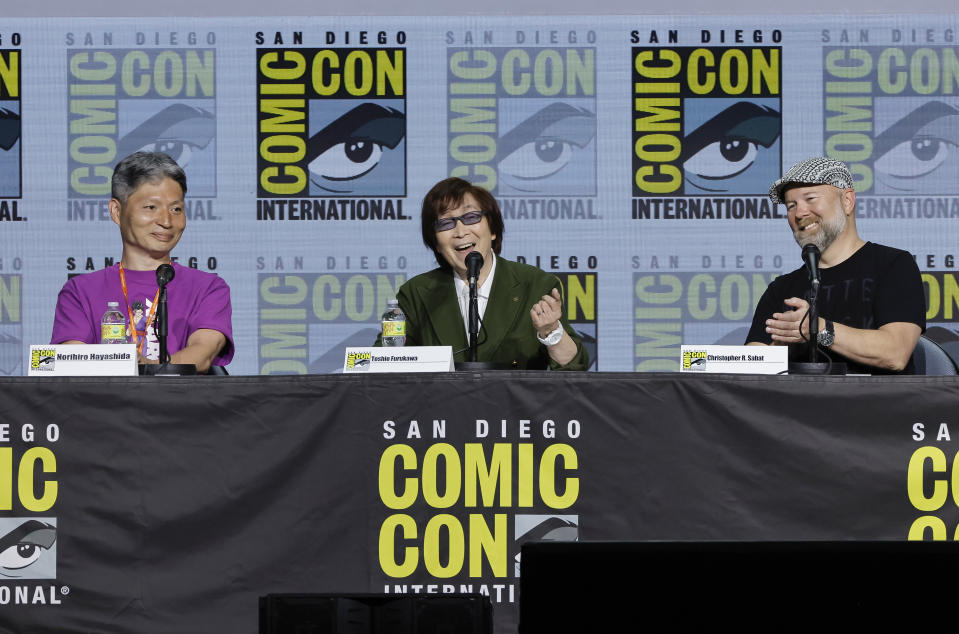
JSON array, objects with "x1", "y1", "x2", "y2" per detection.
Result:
[
  {"x1": 536, "y1": 324, "x2": 564, "y2": 346},
  {"x1": 817, "y1": 319, "x2": 835, "y2": 348}
]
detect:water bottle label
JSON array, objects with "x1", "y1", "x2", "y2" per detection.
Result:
[
  {"x1": 382, "y1": 321, "x2": 406, "y2": 337},
  {"x1": 101, "y1": 323, "x2": 126, "y2": 341}
]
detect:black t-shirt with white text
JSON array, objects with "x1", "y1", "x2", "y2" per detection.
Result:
[{"x1": 746, "y1": 242, "x2": 925, "y2": 374}]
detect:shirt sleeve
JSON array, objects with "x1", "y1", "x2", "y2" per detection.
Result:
[
  {"x1": 542, "y1": 273, "x2": 589, "y2": 371},
  {"x1": 50, "y1": 279, "x2": 97, "y2": 344},
  {"x1": 873, "y1": 250, "x2": 926, "y2": 331},
  {"x1": 189, "y1": 275, "x2": 234, "y2": 365}
]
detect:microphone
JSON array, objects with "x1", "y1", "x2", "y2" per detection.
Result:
[
  {"x1": 466, "y1": 251, "x2": 483, "y2": 285},
  {"x1": 156, "y1": 263, "x2": 175, "y2": 288},
  {"x1": 154, "y1": 263, "x2": 175, "y2": 365},
  {"x1": 802, "y1": 244, "x2": 821, "y2": 289}
]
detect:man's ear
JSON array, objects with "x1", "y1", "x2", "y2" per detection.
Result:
[
  {"x1": 841, "y1": 188, "x2": 856, "y2": 215},
  {"x1": 109, "y1": 198, "x2": 122, "y2": 226}
]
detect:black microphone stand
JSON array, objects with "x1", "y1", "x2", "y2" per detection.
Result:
[
  {"x1": 788, "y1": 251, "x2": 845, "y2": 375},
  {"x1": 139, "y1": 265, "x2": 197, "y2": 376},
  {"x1": 806, "y1": 279, "x2": 819, "y2": 363},
  {"x1": 157, "y1": 283, "x2": 170, "y2": 364},
  {"x1": 468, "y1": 277, "x2": 479, "y2": 362}
]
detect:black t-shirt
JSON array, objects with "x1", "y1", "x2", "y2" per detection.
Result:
[{"x1": 746, "y1": 242, "x2": 926, "y2": 374}]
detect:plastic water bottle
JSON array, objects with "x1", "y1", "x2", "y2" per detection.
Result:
[
  {"x1": 381, "y1": 299, "x2": 406, "y2": 347},
  {"x1": 101, "y1": 301, "x2": 127, "y2": 344}
]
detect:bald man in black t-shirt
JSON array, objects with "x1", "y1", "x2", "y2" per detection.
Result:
[{"x1": 746, "y1": 157, "x2": 925, "y2": 374}]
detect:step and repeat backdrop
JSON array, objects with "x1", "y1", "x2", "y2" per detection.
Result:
[{"x1": 1, "y1": 15, "x2": 958, "y2": 375}]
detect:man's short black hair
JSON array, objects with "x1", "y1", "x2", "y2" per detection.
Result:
[{"x1": 111, "y1": 151, "x2": 187, "y2": 204}]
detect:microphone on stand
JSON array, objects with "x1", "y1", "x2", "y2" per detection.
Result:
[
  {"x1": 155, "y1": 264, "x2": 175, "y2": 364},
  {"x1": 802, "y1": 244, "x2": 821, "y2": 291},
  {"x1": 465, "y1": 251, "x2": 483, "y2": 362},
  {"x1": 801, "y1": 244, "x2": 821, "y2": 362}
]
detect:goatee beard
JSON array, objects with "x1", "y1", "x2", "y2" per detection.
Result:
[{"x1": 794, "y1": 211, "x2": 846, "y2": 252}]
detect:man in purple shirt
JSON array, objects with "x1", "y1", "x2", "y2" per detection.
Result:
[{"x1": 51, "y1": 152, "x2": 233, "y2": 372}]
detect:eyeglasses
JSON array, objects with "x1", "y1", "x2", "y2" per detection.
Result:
[{"x1": 434, "y1": 211, "x2": 484, "y2": 232}]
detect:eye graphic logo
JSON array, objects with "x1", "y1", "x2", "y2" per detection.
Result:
[
  {"x1": 873, "y1": 100, "x2": 959, "y2": 195},
  {"x1": 513, "y1": 515, "x2": 578, "y2": 577},
  {"x1": 0, "y1": 519, "x2": 57, "y2": 580},
  {"x1": 447, "y1": 47, "x2": 596, "y2": 196},
  {"x1": 0, "y1": 49, "x2": 18, "y2": 199},
  {"x1": 307, "y1": 102, "x2": 405, "y2": 196},
  {"x1": 0, "y1": 108, "x2": 18, "y2": 150},
  {"x1": 0, "y1": 106, "x2": 20, "y2": 198},
  {"x1": 118, "y1": 102, "x2": 217, "y2": 197},
  {"x1": 497, "y1": 102, "x2": 596, "y2": 196},
  {"x1": 682, "y1": 100, "x2": 781, "y2": 194},
  {"x1": 823, "y1": 46, "x2": 959, "y2": 195}
]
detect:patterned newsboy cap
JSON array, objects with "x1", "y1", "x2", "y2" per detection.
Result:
[{"x1": 768, "y1": 157, "x2": 854, "y2": 205}]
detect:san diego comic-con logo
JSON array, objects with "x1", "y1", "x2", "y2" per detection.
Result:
[
  {"x1": 66, "y1": 47, "x2": 216, "y2": 220},
  {"x1": 29, "y1": 348, "x2": 55, "y2": 373},
  {"x1": 345, "y1": 350, "x2": 371, "y2": 371},
  {"x1": 377, "y1": 418, "x2": 582, "y2": 605},
  {"x1": 446, "y1": 44, "x2": 597, "y2": 203},
  {"x1": 256, "y1": 42, "x2": 407, "y2": 221},
  {"x1": 632, "y1": 45, "x2": 782, "y2": 211},
  {"x1": 681, "y1": 349, "x2": 707, "y2": 371},
  {"x1": 823, "y1": 45, "x2": 959, "y2": 198},
  {"x1": 0, "y1": 46, "x2": 21, "y2": 203}
]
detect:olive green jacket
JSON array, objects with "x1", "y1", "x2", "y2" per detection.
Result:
[{"x1": 377, "y1": 257, "x2": 588, "y2": 370}]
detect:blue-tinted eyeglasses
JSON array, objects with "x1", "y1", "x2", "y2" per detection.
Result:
[{"x1": 434, "y1": 211, "x2": 484, "y2": 232}]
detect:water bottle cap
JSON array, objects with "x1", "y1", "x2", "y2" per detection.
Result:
[{"x1": 387, "y1": 298, "x2": 399, "y2": 307}]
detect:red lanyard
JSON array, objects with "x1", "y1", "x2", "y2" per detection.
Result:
[{"x1": 118, "y1": 264, "x2": 160, "y2": 357}]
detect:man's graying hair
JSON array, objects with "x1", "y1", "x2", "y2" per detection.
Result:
[{"x1": 111, "y1": 151, "x2": 187, "y2": 204}]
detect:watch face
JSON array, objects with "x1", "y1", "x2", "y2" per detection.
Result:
[
  {"x1": 544, "y1": 331, "x2": 563, "y2": 346},
  {"x1": 540, "y1": 326, "x2": 564, "y2": 346},
  {"x1": 818, "y1": 330, "x2": 834, "y2": 347}
]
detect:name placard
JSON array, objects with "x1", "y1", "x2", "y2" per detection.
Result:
[
  {"x1": 28, "y1": 344, "x2": 138, "y2": 377},
  {"x1": 680, "y1": 345, "x2": 788, "y2": 375},
  {"x1": 343, "y1": 347, "x2": 455, "y2": 373}
]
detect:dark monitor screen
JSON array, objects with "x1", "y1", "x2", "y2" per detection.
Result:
[{"x1": 519, "y1": 541, "x2": 959, "y2": 631}]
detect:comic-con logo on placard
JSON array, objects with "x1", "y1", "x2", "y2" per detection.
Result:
[
  {"x1": 446, "y1": 33, "x2": 597, "y2": 220},
  {"x1": 257, "y1": 263, "x2": 408, "y2": 375},
  {"x1": 345, "y1": 350, "x2": 371, "y2": 371},
  {"x1": 256, "y1": 33, "x2": 408, "y2": 222},
  {"x1": 30, "y1": 348, "x2": 55, "y2": 373},
  {"x1": 633, "y1": 270, "x2": 777, "y2": 371},
  {"x1": 631, "y1": 34, "x2": 783, "y2": 221},
  {"x1": 681, "y1": 349, "x2": 708, "y2": 370},
  {"x1": 823, "y1": 43, "x2": 959, "y2": 217},
  {"x1": 66, "y1": 45, "x2": 217, "y2": 221},
  {"x1": 0, "y1": 39, "x2": 25, "y2": 222}
]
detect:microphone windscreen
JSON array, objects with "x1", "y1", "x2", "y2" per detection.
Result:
[
  {"x1": 156, "y1": 263, "x2": 175, "y2": 287},
  {"x1": 466, "y1": 251, "x2": 483, "y2": 277}
]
